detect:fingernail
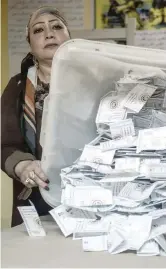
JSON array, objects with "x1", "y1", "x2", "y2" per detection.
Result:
[
  {"x1": 46, "y1": 179, "x2": 50, "y2": 184},
  {"x1": 44, "y1": 186, "x2": 49, "y2": 191}
]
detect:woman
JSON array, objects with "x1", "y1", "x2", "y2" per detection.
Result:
[{"x1": 1, "y1": 6, "x2": 71, "y2": 226}]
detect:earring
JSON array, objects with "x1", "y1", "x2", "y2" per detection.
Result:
[{"x1": 33, "y1": 55, "x2": 39, "y2": 69}]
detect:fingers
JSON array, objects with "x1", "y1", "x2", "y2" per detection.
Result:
[
  {"x1": 24, "y1": 177, "x2": 37, "y2": 188},
  {"x1": 33, "y1": 174, "x2": 49, "y2": 190},
  {"x1": 33, "y1": 162, "x2": 48, "y2": 183},
  {"x1": 19, "y1": 161, "x2": 49, "y2": 190},
  {"x1": 30, "y1": 161, "x2": 49, "y2": 189}
]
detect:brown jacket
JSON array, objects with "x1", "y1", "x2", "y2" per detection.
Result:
[
  {"x1": 1, "y1": 73, "x2": 51, "y2": 226},
  {"x1": 1, "y1": 74, "x2": 35, "y2": 176}
]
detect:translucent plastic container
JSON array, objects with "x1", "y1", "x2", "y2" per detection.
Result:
[{"x1": 40, "y1": 39, "x2": 166, "y2": 207}]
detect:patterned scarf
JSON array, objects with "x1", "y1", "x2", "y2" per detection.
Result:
[
  {"x1": 22, "y1": 66, "x2": 37, "y2": 155},
  {"x1": 22, "y1": 66, "x2": 50, "y2": 155},
  {"x1": 18, "y1": 66, "x2": 50, "y2": 201}
]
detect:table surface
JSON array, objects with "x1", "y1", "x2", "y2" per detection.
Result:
[{"x1": 1, "y1": 215, "x2": 166, "y2": 268}]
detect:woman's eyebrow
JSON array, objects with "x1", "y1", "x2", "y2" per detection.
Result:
[{"x1": 32, "y1": 19, "x2": 59, "y2": 27}]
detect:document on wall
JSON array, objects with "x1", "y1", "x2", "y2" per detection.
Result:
[{"x1": 135, "y1": 30, "x2": 166, "y2": 50}]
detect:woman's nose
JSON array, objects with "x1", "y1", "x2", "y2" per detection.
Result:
[
  {"x1": 45, "y1": 27, "x2": 54, "y2": 39},
  {"x1": 46, "y1": 34, "x2": 54, "y2": 39}
]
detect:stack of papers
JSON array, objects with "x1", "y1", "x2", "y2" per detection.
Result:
[{"x1": 50, "y1": 71, "x2": 166, "y2": 256}]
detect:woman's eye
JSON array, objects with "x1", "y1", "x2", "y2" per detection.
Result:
[
  {"x1": 53, "y1": 24, "x2": 63, "y2": 30},
  {"x1": 33, "y1": 28, "x2": 43, "y2": 34}
]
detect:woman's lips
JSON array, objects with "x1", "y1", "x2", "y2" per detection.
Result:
[{"x1": 44, "y1": 44, "x2": 58, "y2": 49}]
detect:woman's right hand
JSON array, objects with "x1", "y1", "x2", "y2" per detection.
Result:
[{"x1": 15, "y1": 160, "x2": 49, "y2": 190}]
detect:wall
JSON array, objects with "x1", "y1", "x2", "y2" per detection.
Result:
[{"x1": 1, "y1": 0, "x2": 13, "y2": 228}]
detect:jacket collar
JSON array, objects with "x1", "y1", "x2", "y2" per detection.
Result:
[{"x1": 27, "y1": 66, "x2": 37, "y2": 87}]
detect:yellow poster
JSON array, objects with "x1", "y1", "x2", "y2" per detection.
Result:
[{"x1": 95, "y1": 0, "x2": 166, "y2": 30}]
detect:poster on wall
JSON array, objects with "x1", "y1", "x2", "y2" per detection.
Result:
[{"x1": 95, "y1": 0, "x2": 166, "y2": 30}]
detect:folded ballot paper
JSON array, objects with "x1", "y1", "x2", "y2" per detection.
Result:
[{"x1": 40, "y1": 40, "x2": 166, "y2": 256}]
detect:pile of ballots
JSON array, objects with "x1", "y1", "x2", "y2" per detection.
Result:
[{"x1": 50, "y1": 71, "x2": 166, "y2": 256}]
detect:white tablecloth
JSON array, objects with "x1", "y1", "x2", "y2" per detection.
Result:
[{"x1": 1, "y1": 215, "x2": 166, "y2": 268}]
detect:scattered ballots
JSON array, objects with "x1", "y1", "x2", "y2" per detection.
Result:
[{"x1": 50, "y1": 71, "x2": 166, "y2": 256}]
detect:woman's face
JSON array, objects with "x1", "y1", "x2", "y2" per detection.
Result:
[{"x1": 29, "y1": 13, "x2": 70, "y2": 63}]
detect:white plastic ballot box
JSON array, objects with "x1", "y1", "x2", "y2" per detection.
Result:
[{"x1": 39, "y1": 39, "x2": 166, "y2": 207}]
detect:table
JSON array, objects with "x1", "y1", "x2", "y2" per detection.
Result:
[{"x1": 1, "y1": 215, "x2": 166, "y2": 268}]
